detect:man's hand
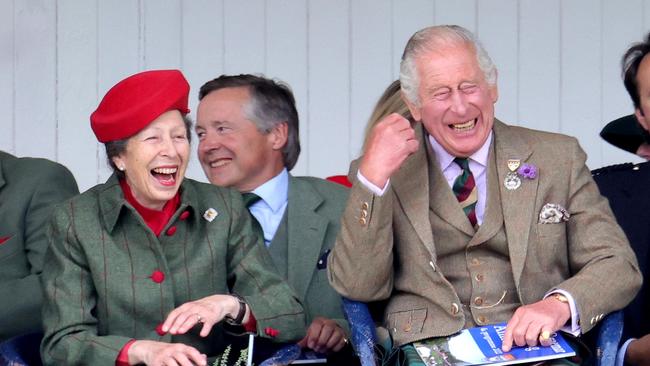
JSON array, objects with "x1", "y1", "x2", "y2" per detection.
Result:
[
  {"x1": 296, "y1": 317, "x2": 347, "y2": 354},
  {"x1": 129, "y1": 340, "x2": 207, "y2": 366},
  {"x1": 626, "y1": 334, "x2": 650, "y2": 366},
  {"x1": 501, "y1": 296, "x2": 571, "y2": 352},
  {"x1": 359, "y1": 113, "x2": 419, "y2": 188}
]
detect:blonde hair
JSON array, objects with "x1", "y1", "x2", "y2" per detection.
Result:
[{"x1": 362, "y1": 80, "x2": 413, "y2": 152}]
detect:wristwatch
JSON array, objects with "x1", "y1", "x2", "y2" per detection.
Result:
[
  {"x1": 551, "y1": 293, "x2": 569, "y2": 304},
  {"x1": 225, "y1": 294, "x2": 247, "y2": 325}
]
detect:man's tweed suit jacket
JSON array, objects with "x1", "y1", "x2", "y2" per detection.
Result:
[{"x1": 328, "y1": 120, "x2": 642, "y2": 346}]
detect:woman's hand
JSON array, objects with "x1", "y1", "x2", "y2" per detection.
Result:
[
  {"x1": 162, "y1": 294, "x2": 246, "y2": 337},
  {"x1": 128, "y1": 340, "x2": 207, "y2": 366}
]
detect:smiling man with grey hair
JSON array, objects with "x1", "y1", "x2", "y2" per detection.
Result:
[{"x1": 328, "y1": 24, "x2": 641, "y2": 362}]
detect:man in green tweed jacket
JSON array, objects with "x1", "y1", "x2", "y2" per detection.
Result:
[
  {"x1": 0, "y1": 150, "x2": 78, "y2": 342},
  {"x1": 196, "y1": 74, "x2": 352, "y2": 362}
]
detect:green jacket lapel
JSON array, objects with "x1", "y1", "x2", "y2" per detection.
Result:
[
  {"x1": 392, "y1": 124, "x2": 437, "y2": 258},
  {"x1": 286, "y1": 175, "x2": 328, "y2": 300},
  {"x1": 493, "y1": 120, "x2": 538, "y2": 290}
]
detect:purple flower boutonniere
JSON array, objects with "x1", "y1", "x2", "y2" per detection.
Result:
[{"x1": 517, "y1": 163, "x2": 537, "y2": 179}]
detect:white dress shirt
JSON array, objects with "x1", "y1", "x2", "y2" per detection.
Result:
[{"x1": 247, "y1": 168, "x2": 289, "y2": 246}]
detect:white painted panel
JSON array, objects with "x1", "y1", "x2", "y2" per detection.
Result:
[
  {"x1": 350, "y1": 0, "x2": 393, "y2": 158},
  {"x1": 57, "y1": 0, "x2": 98, "y2": 192},
  {"x1": 392, "y1": 0, "x2": 435, "y2": 79},
  {"x1": 560, "y1": 0, "x2": 603, "y2": 169},
  {"x1": 142, "y1": 0, "x2": 182, "y2": 70},
  {"x1": 97, "y1": 0, "x2": 141, "y2": 183},
  {"x1": 308, "y1": 0, "x2": 350, "y2": 177},
  {"x1": 223, "y1": 0, "x2": 265, "y2": 74},
  {"x1": 181, "y1": 0, "x2": 223, "y2": 183},
  {"x1": 266, "y1": 0, "x2": 308, "y2": 175},
  {"x1": 14, "y1": 1, "x2": 56, "y2": 159},
  {"x1": 518, "y1": 0, "x2": 560, "y2": 132},
  {"x1": 601, "y1": 0, "x2": 645, "y2": 167},
  {"x1": 477, "y1": 0, "x2": 518, "y2": 125},
  {"x1": 0, "y1": 0, "x2": 14, "y2": 153},
  {"x1": 434, "y1": 0, "x2": 477, "y2": 31}
]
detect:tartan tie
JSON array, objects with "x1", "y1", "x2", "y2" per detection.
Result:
[
  {"x1": 242, "y1": 192, "x2": 264, "y2": 238},
  {"x1": 452, "y1": 157, "x2": 478, "y2": 227}
]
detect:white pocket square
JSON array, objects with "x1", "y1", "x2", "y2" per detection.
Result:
[{"x1": 539, "y1": 203, "x2": 570, "y2": 224}]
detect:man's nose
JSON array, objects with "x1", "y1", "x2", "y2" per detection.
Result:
[
  {"x1": 198, "y1": 133, "x2": 222, "y2": 153},
  {"x1": 450, "y1": 91, "x2": 469, "y2": 116}
]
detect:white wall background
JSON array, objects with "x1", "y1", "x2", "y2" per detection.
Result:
[{"x1": 1, "y1": 0, "x2": 650, "y2": 192}]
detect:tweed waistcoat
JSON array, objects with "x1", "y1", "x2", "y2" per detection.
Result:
[
  {"x1": 426, "y1": 141, "x2": 520, "y2": 328},
  {"x1": 268, "y1": 211, "x2": 289, "y2": 279}
]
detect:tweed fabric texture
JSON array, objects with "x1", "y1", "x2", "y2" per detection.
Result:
[
  {"x1": 41, "y1": 175, "x2": 305, "y2": 365},
  {"x1": 329, "y1": 120, "x2": 642, "y2": 346}
]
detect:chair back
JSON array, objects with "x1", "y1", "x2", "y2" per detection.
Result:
[{"x1": 0, "y1": 332, "x2": 43, "y2": 366}]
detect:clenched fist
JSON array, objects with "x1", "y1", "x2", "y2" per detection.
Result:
[{"x1": 359, "y1": 113, "x2": 419, "y2": 188}]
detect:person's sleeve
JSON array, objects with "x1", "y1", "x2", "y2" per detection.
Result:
[
  {"x1": 225, "y1": 189, "x2": 306, "y2": 343},
  {"x1": 328, "y1": 159, "x2": 396, "y2": 302},
  {"x1": 357, "y1": 170, "x2": 390, "y2": 196},
  {"x1": 548, "y1": 138, "x2": 642, "y2": 334},
  {"x1": 0, "y1": 161, "x2": 78, "y2": 337},
  {"x1": 115, "y1": 340, "x2": 136, "y2": 366},
  {"x1": 40, "y1": 203, "x2": 131, "y2": 366}
]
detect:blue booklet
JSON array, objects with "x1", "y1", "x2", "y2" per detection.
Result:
[{"x1": 413, "y1": 323, "x2": 575, "y2": 366}]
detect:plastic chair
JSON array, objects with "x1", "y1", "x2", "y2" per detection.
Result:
[
  {"x1": 0, "y1": 332, "x2": 43, "y2": 366},
  {"x1": 591, "y1": 310, "x2": 624, "y2": 366}
]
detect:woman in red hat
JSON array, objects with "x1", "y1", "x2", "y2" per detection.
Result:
[{"x1": 40, "y1": 70, "x2": 305, "y2": 366}]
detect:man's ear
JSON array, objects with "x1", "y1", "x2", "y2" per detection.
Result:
[
  {"x1": 635, "y1": 108, "x2": 650, "y2": 131},
  {"x1": 269, "y1": 122, "x2": 289, "y2": 150},
  {"x1": 489, "y1": 83, "x2": 499, "y2": 103}
]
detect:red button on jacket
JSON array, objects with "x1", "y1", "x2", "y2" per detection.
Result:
[
  {"x1": 155, "y1": 323, "x2": 166, "y2": 336},
  {"x1": 150, "y1": 270, "x2": 165, "y2": 283},
  {"x1": 179, "y1": 211, "x2": 190, "y2": 220},
  {"x1": 166, "y1": 226, "x2": 177, "y2": 236}
]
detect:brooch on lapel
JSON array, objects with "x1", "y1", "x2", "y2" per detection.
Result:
[
  {"x1": 539, "y1": 203, "x2": 570, "y2": 224},
  {"x1": 504, "y1": 159, "x2": 538, "y2": 190},
  {"x1": 203, "y1": 208, "x2": 218, "y2": 222}
]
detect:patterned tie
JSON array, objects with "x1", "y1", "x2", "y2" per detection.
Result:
[
  {"x1": 452, "y1": 157, "x2": 478, "y2": 227},
  {"x1": 242, "y1": 192, "x2": 264, "y2": 238}
]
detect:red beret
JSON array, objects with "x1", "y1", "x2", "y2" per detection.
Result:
[{"x1": 91, "y1": 69, "x2": 190, "y2": 143}]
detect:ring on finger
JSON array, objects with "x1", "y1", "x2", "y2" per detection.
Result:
[{"x1": 195, "y1": 313, "x2": 203, "y2": 323}]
